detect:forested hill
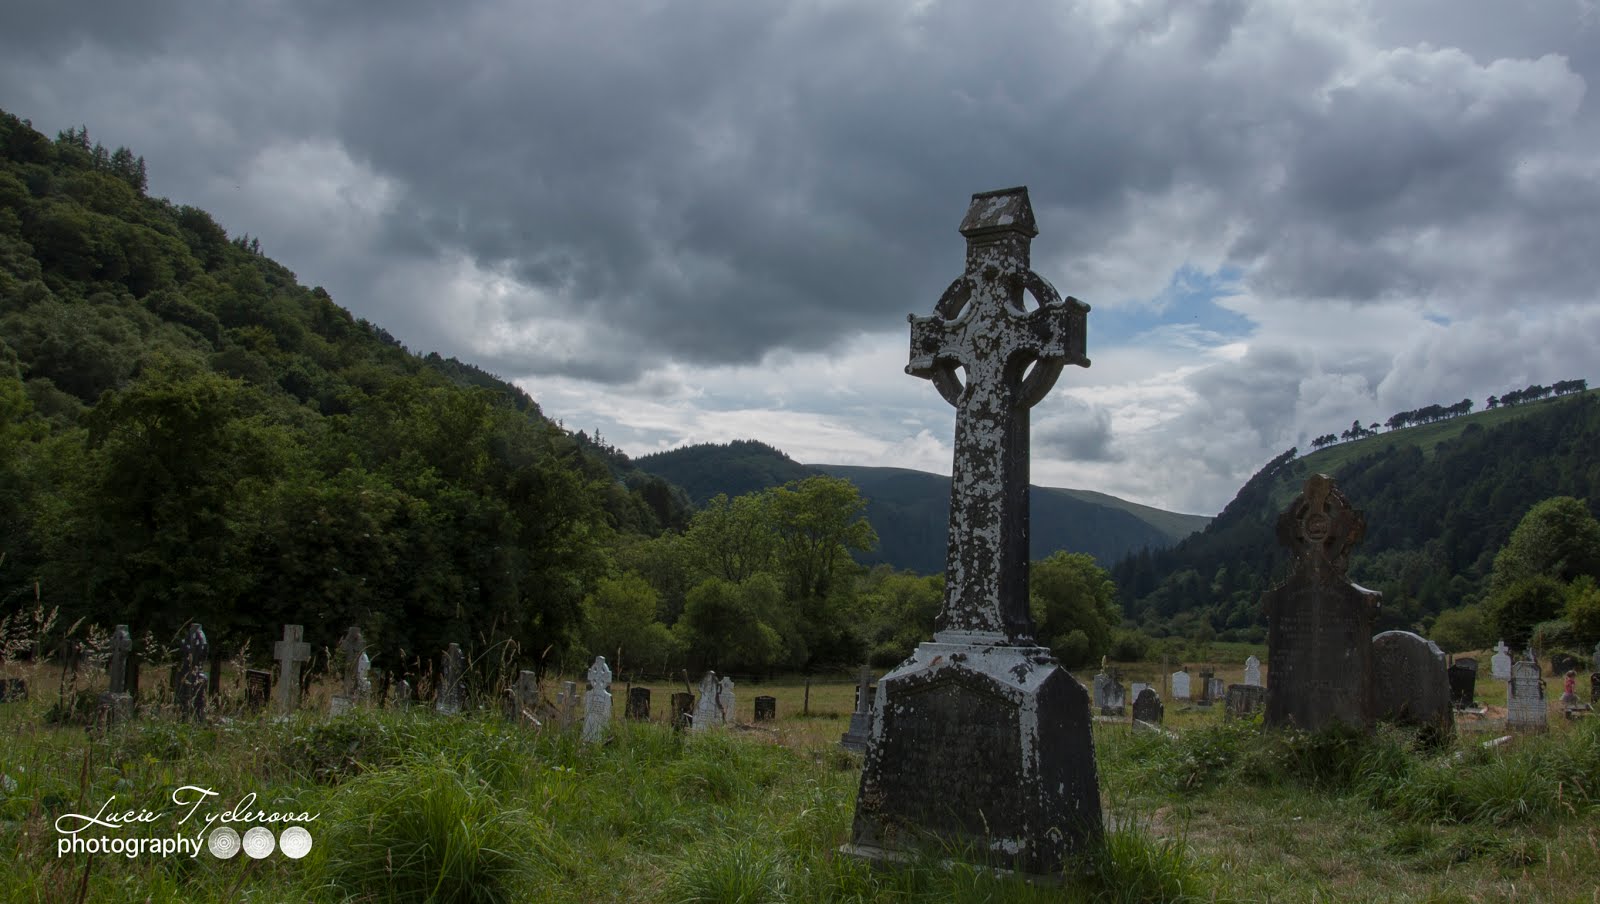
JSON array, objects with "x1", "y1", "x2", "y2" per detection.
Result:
[
  {"x1": 1111, "y1": 389, "x2": 1600, "y2": 641},
  {"x1": 0, "y1": 109, "x2": 689, "y2": 663},
  {"x1": 635, "y1": 441, "x2": 1210, "y2": 572}
]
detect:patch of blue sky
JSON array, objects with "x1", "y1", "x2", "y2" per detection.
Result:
[{"x1": 1092, "y1": 265, "x2": 1254, "y2": 347}]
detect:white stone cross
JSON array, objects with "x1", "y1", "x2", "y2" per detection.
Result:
[
  {"x1": 1244, "y1": 655, "x2": 1261, "y2": 687},
  {"x1": 582, "y1": 656, "x2": 612, "y2": 743},
  {"x1": 273, "y1": 625, "x2": 311, "y2": 715},
  {"x1": 1491, "y1": 640, "x2": 1512, "y2": 681},
  {"x1": 907, "y1": 187, "x2": 1089, "y2": 643}
]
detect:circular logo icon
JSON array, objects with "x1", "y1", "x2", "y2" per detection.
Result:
[
  {"x1": 242, "y1": 826, "x2": 276, "y2": 859},
  {"x1": 279, "y1": 825, "x2": 313, "y2": 860},
  {"x1": 207, "y1": 826, "x2": 241, "y2": 860}
]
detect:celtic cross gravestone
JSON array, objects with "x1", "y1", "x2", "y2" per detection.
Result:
[
  {"x1": 849, "y1": 187, "x2": 1101, "y2": 874},
  {"x1": 98, "y1": 624, "x2": 134, "y2": 724},
  {"x1": 1263, "y1": 475, "x2": 1379, "y2": 732}
]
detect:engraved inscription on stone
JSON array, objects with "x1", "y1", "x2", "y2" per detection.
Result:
[{"x1": 869, "y1": 675, "x2": 1023, "y2": 843}]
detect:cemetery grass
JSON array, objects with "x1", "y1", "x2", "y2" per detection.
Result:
[{"x1": 0, "y1": 669, "x2": 1596, "y2": 903}]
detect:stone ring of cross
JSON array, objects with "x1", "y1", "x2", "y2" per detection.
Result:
[{"x1": 923, "y1": 270, "x2": 1073, "y2": 409}]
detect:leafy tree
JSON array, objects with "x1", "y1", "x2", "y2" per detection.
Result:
[
  {"x1": 1428, "y1": 604, "x2": 1492, "y2": 653},
  {"x1": 581, "y1": 572, "x2": 681, "y2": 676},
  {"x1": 767, "y1": 475, "x2": 877, "y2": 600},
  {"x1": 675, "y1": 576, "x2": 783, "y2": 674},
  {"x1": 1031, "y1": 551, "x2": 1119, "y2": 667},
  {"x1": 1564, "y1": 576, "x2": 1600, "y2": 646},
  {"x1": 1489, "y1": 496, "x2": 1600, "y2": 593},
  {"x1": 683, "y1": 492, "x2": 776, "y2": 583},
  {"x1": 1484, "y1": 575, "x2": 1567, "y2": 647}
]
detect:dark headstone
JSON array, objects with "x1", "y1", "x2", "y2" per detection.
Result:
[
  {"x1": 626, "y1": 686, "x2": 651, "y2": 720},
  {"x1": 669, "y1": 691, "x2": 694, "y2": 729},
  {"x1": 272, "y1": 625, "x2": 311, "y2": 715},
  {"x1": 1447, "y1": 658, "x2": 1478, "y2": 708},
  {"x1": 244, "y1": 669, "x2": 272, "y2": 711},
  {"x1": 0, "y1": 678, "x2": 26, "y2": 702},
  {"x1": 175, "y1": 624, "x2": 208, "y2": 721},
  {"x1": 394, "y1": 678, "x2": 413, "y2": 711},
  {"x1": 1224, "y1": 684, "x2": 1267, "y2": 719},
  {"x1": 1131, "y1": 687, "x2": 1164, "y2": 724},
  {"x1": 1550, "y1": 653, "x2": 1582, "y2": 678},
  {"x1": 754, "y1": 695, "x2": 776, "y2": 721},
  {"x1": 98, "y1": 625, "x2": 134, "y2": 725},
  {"x1": 1195, "y1": 669, "x2": 1216, "y2": 706},
  {"x1": 1590, "y1": 672, "x2": 1599, "y2": 704},
  {"x1": 1263, "y1": 475, "x2": 1379, "y2": 732},
  {"x1": 849, "y1": 187, "x2": 1101, "y2": 875},
  {"x1": 1372, "y1": 630, "x2": 1453, "y2": 730}
]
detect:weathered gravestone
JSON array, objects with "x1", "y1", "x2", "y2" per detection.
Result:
[
  {"x1": 1505, "y1": 661, "x2": 1547, "y2": 732},
  {"x1": 1244, "y1": 655, "x2": 1262, "y2": 687},
  {"x1": 244, "y1": 669, "x2": 272, "y2": 711},
  {"x1": 272, "y1": 625, "x2": 311, "y2": 715},
  {"x1": 0, "y1": 678, "x2": 26, "y2": 702},
  {"x1": 1372, "y1": 630, "x2": 1453, "y2": 731},
  {"x1": 849, "y1": 187, "x2": 1101, "y2": 874},
  {"x1": 98, "y1": 624, "x2": 134, "y2": 724},
  {"x1": 669, "y1": 691, "x2": 694, "y2": 730},
  {"x1": 1447, "y1": 657, "x2": 1478, "y2": 709},
  {"x1": 555, "y1": 680, "x2": 581, "y2": 727},
  {"x1": 1093, "y1": 671, "x2": 1126, "y2": 715},
  {"x1": 436, "y1": 643, "x2": 464, "y2": 714},
  {"x1": 330, "y1": 627, "x2": 364, "y2": 715},
  {"x1": 1225, "y1": 684, "x2": 1267, "y2": 719},
  {"x1": 718, "y1": 676, "x2": 736, "y2": 725},
  {"x1": 840, "y1": 665, "x2": 876, "y2": 751},
  {"x1": 393, "y1": 678, "x2": 413, "y2": 711},
  {"x1": 1263, "y1": 475, "x2": 1379, "y2": 732},
  {"x1": 176, "y1": 624, "x2": 208, "y2": 721},
  {"x1": 1131, "y1": 687, "x2": 1164, "y2": 724},
  {"x1": 1130, "y1": 681, "x2": 1148, "y2": 700},
  {"x1": 1490, "y1": 640, "x2": 1512, "y2": 681},
  {"x1": 754, "y1": 695, "x2": 776, "y2": 721},
  {"x1": 1590, "y1": 672, "x2": 1599, "y2": 704},
  {"x1": 509, "y1": 670, "x2": 539, "y2": 726},
  {"x1": 1196, "y1": 669, "x2": 1216, "y2": 706},
  {"x1": 626, "y1": 686, "x2": 651, "y2": 721},
  {"x1": 691, "y1": 671, "x2": 722, "y2": 731},
  {"x1": 582, "y1": 656, "x2": 612, "y2": 743},
  {"x1": 1208, "y1": 676, "x2": 1225, "y2": 702},
  {"x1": 1170, "y1": 669, "x2": 1191, "y2": 701}
]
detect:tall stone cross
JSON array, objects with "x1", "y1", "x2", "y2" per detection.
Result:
[
  {"x1": 273, "y1": 625, "x2": 311, "y2": 715},
  {"x1": 907, "y1": 186, "x2": 1089, "y2": 642},
  {"x1": 337, "y1": 627, "x2": 365, "y2": 697}
]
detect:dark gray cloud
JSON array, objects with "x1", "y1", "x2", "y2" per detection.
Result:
[{"x1": 1037, "y1": 399, "x2": 1121, "y2": 463}]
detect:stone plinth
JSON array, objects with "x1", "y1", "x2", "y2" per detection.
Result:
[
  {"x1": 1225, "y1": 684, "x2": 1267, "y2": 719},
  {"x1": 626, "y1": 687, "x2": 651, "y2": 720},
  {"x1": 849, "y1": 641, "x2": 1101, "y2": 874}
]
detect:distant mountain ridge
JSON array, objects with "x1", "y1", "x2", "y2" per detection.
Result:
[{"x1": 633, "y1": 441, "x2": 1210, "y2": 573}]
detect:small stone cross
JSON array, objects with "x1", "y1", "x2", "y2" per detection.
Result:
[
  {"x1": 273, "y1": 625, "x2": 311, "y2": 715},
  {"x1": 108, "y1": 625, "x2": 132, "y2": 695},
  {"x1": 907, "y1": 186, "x2": 1089, "y2": 642},
  {"x1": 854, "y1": 664, "x2": 872, "y2": 714}
]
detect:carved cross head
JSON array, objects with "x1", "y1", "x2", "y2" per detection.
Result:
[{"x1": 1276, "y1": 474, "x2": 1366, "y2": 577}]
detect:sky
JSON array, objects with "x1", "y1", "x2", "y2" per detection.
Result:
[{"x1": 3, "y1": 0, "x2": 1598, "y2": 516}]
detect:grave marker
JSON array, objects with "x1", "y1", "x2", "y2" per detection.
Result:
[
  {"x1": 849, "y1": 187, "x2": 1100, "y2": 874},
  {"x1": 1263, "y1": 475, "x2": 1379, "y2": 732},
  {"x1": 841, "y1": 665, "x2": 874, "y2": 752},
  {"x1": 1490, "y1": 641, "x2": 1512, "y2": 681},
  {"x1": 692, "y1": 671, "x2": 721, "y2": 731},
  {"x1": 98, "y1": 624, "x2": 134, "y2": 724},
  {"x1": 330, "y1": 627, "x2": 364, "y2": 715},
  {"x1": 626, "y1": 687, "x2": 651, "y2": 721},
  {"x1": 1170, "y1": 669, "x2": 1191, "y2": 700},
  {"x1": 582, "y1": 656, "x2": 612, "y2": 743},
  {"x1": 1225, "y1": 684, "x2": 1267, "y2": 719},
  {"x1": 176, "y1": 624, "x2": 208, "y2": 721},
  {"x1": 1505, "y1": 660, "x2": 1547, "y2": 732},
  {"x1": 436, "y1": 644, "x2": 464, "y2": 714},
  {"x1": 754, "y1": 695, "x2": 776, "y2": 721},
  {"x1": 1244, "y1": 655, "x2": 1262, "y2": 687},
  {"x1": 1131, "y1": 687, "x2": 1164, "y2": 724},
  {"x1": 244, "y1": 669, "x2": 272, "y2": 711},
  {"x1": 1447, "y1": 657, "x2": 1478, "y2": 709},
  {"x1": 669, "y1": 691, "x2": 694, "y2": 730},
  {"x1": 510, "y1": 670, "x2": 539, "y2": 726},
  {"x1": 273, "y1": 625, "x2": 311, "y2": 715}
]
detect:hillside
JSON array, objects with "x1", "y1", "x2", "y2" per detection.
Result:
[
  {"x1": 1113, "y1": 390, "x2": 1600, "y2": 640},
  {"x1": 0, "y1": 109, "x2": 687, "y2": 663},
  {"x1": 635, "y1": 442, "x2": 1209, "y2": 572}
]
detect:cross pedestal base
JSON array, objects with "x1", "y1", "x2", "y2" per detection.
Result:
[{"x1": 847, "y1": 640, "x2": 1102, "y2": 875}]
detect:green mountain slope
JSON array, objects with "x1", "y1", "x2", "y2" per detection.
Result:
[
  {"x1": 634, "y1": 441, "x2": 1210, "y2": 573},
  {"x1": 0, "y1": 109, "x2": 688, "y2": 665},
  {"x1": 1113, "y1": 389, "x2": 1600, "y2": 640}
]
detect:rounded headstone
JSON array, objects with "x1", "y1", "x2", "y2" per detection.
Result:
[{"x1": 1372, "y1": 630, "x2": 1452, "y2": 730}]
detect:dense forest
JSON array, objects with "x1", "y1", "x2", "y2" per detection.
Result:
[
  {"x1": 0, "y1": 110, "x2": 696, "y2": 675},
  {"x1": 1113, "y1": 392, "x2": 1600, "y2": 648}
]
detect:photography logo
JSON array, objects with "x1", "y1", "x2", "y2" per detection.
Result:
[{"x1": 55, "y1": 786, "x2": 317, "y2": 861}]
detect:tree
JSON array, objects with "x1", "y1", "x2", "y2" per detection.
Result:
[
  {"x1": 1565, "y1": 576, "x2": 1600, "y2": 646},
  {"x1": 675, "y1": 576, "x2": 783, "y2": 673},
  {"x1": 1489, "y1": 496, "x2": 1600, "y2": 593},
  {"x1": 767, "y1": 475, "x2": 878, "y2": 600},
  {"x1": 1429, "y1": 604, "x2": 1492, "y2": 653},
  {"x1": 581, "y1": 572, "x2": 680, "y2": 675},
  {"x1": 1484, "y1": 575, "x2": 1568, "y2": 647},
  {"x1": 1030, "y1": 551, "x2": 1119, "y2": 667},
  {"x1": 682, "y1": 492, "x2": 776, "y2": 583}
]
